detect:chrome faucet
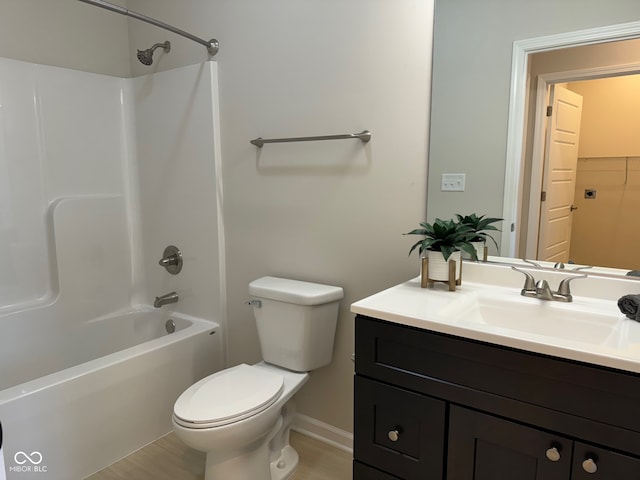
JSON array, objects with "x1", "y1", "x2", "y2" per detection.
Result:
[
  {"x1": 534, "y1": 279, "x2": 555, "y2": 301},
  {"x1": 154, "y1": 291, "x2": 179, "y2": 308},
  {"x1": 554, "y1": 261, "x2": 593, "y2": 272},
  {"x1": 511, "y1": 266, "x2": 586, "y2": 302},
  {"x1": 521, "y1": 258, "x2": 542, "y2": 268},
  {"x1": 158, "y1": 245, "x2": 183, "y2": 275}
]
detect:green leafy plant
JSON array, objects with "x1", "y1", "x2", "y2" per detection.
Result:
[
  {"x1": 454, "y1": 213, "x2": 503, "y2": 250},
  {"x1": 404, "y1": 218, "x2": 478, "y2": 261}
]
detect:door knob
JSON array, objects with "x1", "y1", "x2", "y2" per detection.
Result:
[
  {"x1": 570, "y1": 205, "x2": 578, "y2": 211},
  {"x1": 582, "y1": 457, "x2": 598, "y2": 474}
]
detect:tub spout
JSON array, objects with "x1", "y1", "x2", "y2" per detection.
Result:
[{"x1": 154, "y1": 291, "x2": 178, "y2": 308}]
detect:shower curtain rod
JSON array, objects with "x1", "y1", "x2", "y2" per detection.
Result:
[{"x1": 77, "y1": 0, "x2": 219, "y2": 56}]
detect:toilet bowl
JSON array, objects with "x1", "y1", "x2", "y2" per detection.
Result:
[
  {"x1": 173, "y1": 362, "x2": 308, "y2": 480},
  {"x1": 172, "y1": 277, "x2": 343, "y2": 480}
]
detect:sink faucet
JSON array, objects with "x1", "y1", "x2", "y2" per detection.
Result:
[
  {"x1": 511, "y1": 266, "x2": 586, "y2": 302},
  {"x1": 154, "y1": 291, "x2": 179, "y2": 308},
  {"x1": 534, "y1": 279, "x2": 555, "y2": 301},
  {"x1": 554, "y1": 261, "x2": 593, "y2": 272}
]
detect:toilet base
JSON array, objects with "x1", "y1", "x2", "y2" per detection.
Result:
[
  {"x1": 270, "y1": 445, "x2": 299, "y2": 480},
  {"x1": 201, "y1": 430, "x2": 300, "y2": 480},
  {"x1": 204, "y1": 440, "x2": 271, "y2": 480}
]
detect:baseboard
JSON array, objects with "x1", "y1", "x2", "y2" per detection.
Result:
[{"x1": 292, "y1": 413, "x2": 353, "y2": 454}]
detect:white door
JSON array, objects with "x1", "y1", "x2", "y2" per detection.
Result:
[{"x1": 537, "y1": 85, "x2": 583, "y2": 263}]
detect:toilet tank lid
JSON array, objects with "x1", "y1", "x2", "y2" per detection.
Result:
[{"x1": 249, "y1": 277, "x2": 344, "y2": 305}]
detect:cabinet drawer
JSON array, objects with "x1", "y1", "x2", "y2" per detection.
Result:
[
  {"x1": 354, "y1": 376, "x2": 445, "y2": 480},
  {"x1": 572, "y1": 442, "x2": 640, "y2": 479},
  {"x1": 356, "y1": 316, "x2": 640, "y2": 437}
]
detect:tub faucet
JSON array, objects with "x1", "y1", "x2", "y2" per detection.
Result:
[{"x1": 154, "y1": 291, "x2": 179, "y2": 308}]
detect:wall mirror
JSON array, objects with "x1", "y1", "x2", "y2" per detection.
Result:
[{"x1": 427, "y1": 0, "x2": 640, "y2": 277}]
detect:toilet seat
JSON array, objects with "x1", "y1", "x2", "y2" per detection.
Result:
[{"x1": 173, "y1": 364, "x2": 284, "y2": 429}]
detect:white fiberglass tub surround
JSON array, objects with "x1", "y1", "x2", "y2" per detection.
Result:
[{"x1": 0, "y1": 57, "x2": 225, "y2": 480}]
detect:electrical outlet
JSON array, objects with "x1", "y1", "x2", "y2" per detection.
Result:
[{"x1": 441, "y1": 173, "x2": 465, "y2": 192}]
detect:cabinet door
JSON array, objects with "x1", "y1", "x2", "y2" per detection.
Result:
[
  {"x1": 572, "y1": 442, "x2": 640, "y2": 479},
  {"x1": 447, "y1": 406, "x2": 572, "y2": 480},
  {"x1": 354, "y1": 376, "x2": 446, "y2": 480}
]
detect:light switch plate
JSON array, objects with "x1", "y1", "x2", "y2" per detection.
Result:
[{"x1": 441, "y1": 173, "x2": 465, "y2": 192}]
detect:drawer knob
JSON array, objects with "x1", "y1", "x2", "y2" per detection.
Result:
[
  {"x1": 582, "y1": 457, "x2": 598, "y2": 474},
  {"x1": 387, "y1": 429, "x2": 400, "y2": 442},
  {"x1": 545, "y1": 446, "x2": 561, "y2": 462}
]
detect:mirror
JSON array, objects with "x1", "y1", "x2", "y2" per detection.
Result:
[{"x1": 427, "y1": 0, "x2": 640, "y2": 276}]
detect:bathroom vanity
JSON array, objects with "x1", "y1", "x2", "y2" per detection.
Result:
[{"x1": 351, "y1": 262, "x2": 640, "y2": 479}]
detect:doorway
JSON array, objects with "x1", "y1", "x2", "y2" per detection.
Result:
[
  {"x1": 531, "y1": 74, "x2": 640, "y2": 268},
  {"x1": 525, "y1": 66, "x2": 640, "y2": 268}
]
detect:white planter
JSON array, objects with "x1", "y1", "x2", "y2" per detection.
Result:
[
  {"x1": 427, "y1": 250, "x2": 462, "y2": 282},
  {"x1": 470, "y1": 241, "x2": 486, "y2": 261}
]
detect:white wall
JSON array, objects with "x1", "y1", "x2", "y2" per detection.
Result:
[
  {"x1": 127, "y1": 0, "x2": 434, "y2": 435},
  {"x1": 0, "y1": 0, "x2": 131, "y2": 77},
  {"x1": 427, "y1": 0, "x2": 640, "y2": 236}
]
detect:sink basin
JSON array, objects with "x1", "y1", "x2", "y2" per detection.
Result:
[{"x1": 439, "y1": 290, "x2": 623, "y2": 347}]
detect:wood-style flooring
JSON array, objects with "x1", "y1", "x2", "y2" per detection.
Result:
[{"x1": 86, "y1": 431, "x2": 352, "y2": 480}]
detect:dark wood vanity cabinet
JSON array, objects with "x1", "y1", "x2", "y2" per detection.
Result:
[{"x1": 353, "y1": 315, "x2": 640, "y2": 480}]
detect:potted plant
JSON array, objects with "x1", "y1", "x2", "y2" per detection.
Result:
[
  {"x1": 404, "y1": 218, "x2": 478, "y2": 282},
  {"x1": 454, "y1": 213, "x2": 503, "y2": 261}
]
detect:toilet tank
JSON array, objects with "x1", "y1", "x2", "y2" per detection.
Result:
[{"x1": 249, "y1": 277, "x2": 344, "y2": 372}]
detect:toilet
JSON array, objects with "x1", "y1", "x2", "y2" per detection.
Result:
[{"x1": 172, "y1": 276, "x2": 344, "y2": 480}]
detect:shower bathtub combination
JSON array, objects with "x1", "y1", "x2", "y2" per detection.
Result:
[{"x1": 0, "y1": 26, "x2": 224, "y2": 478}]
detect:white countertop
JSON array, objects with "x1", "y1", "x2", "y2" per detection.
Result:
[{"x1": 351, "y1": 263, "x2": 640, "y2": 374}]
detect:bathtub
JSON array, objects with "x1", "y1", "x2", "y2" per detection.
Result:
[{"x1": 0, "y1": 307, "x2": 222, "y2": 480}]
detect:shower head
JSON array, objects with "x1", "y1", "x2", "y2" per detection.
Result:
[{"x1": 136, "y1": 41, "x2": 171, "y2": 66}]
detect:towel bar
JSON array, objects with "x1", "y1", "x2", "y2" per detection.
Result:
[{"x1": 250, "y1": 130, "x2": 371, "y2": 148}]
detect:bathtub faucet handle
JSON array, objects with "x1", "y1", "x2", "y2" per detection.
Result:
[
  {"x1": 158, "y1": 245, "x2": 183, "y2": 275},
  {"x1": 159, "y1": 256, "x2": 179, "y2": 267}
]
